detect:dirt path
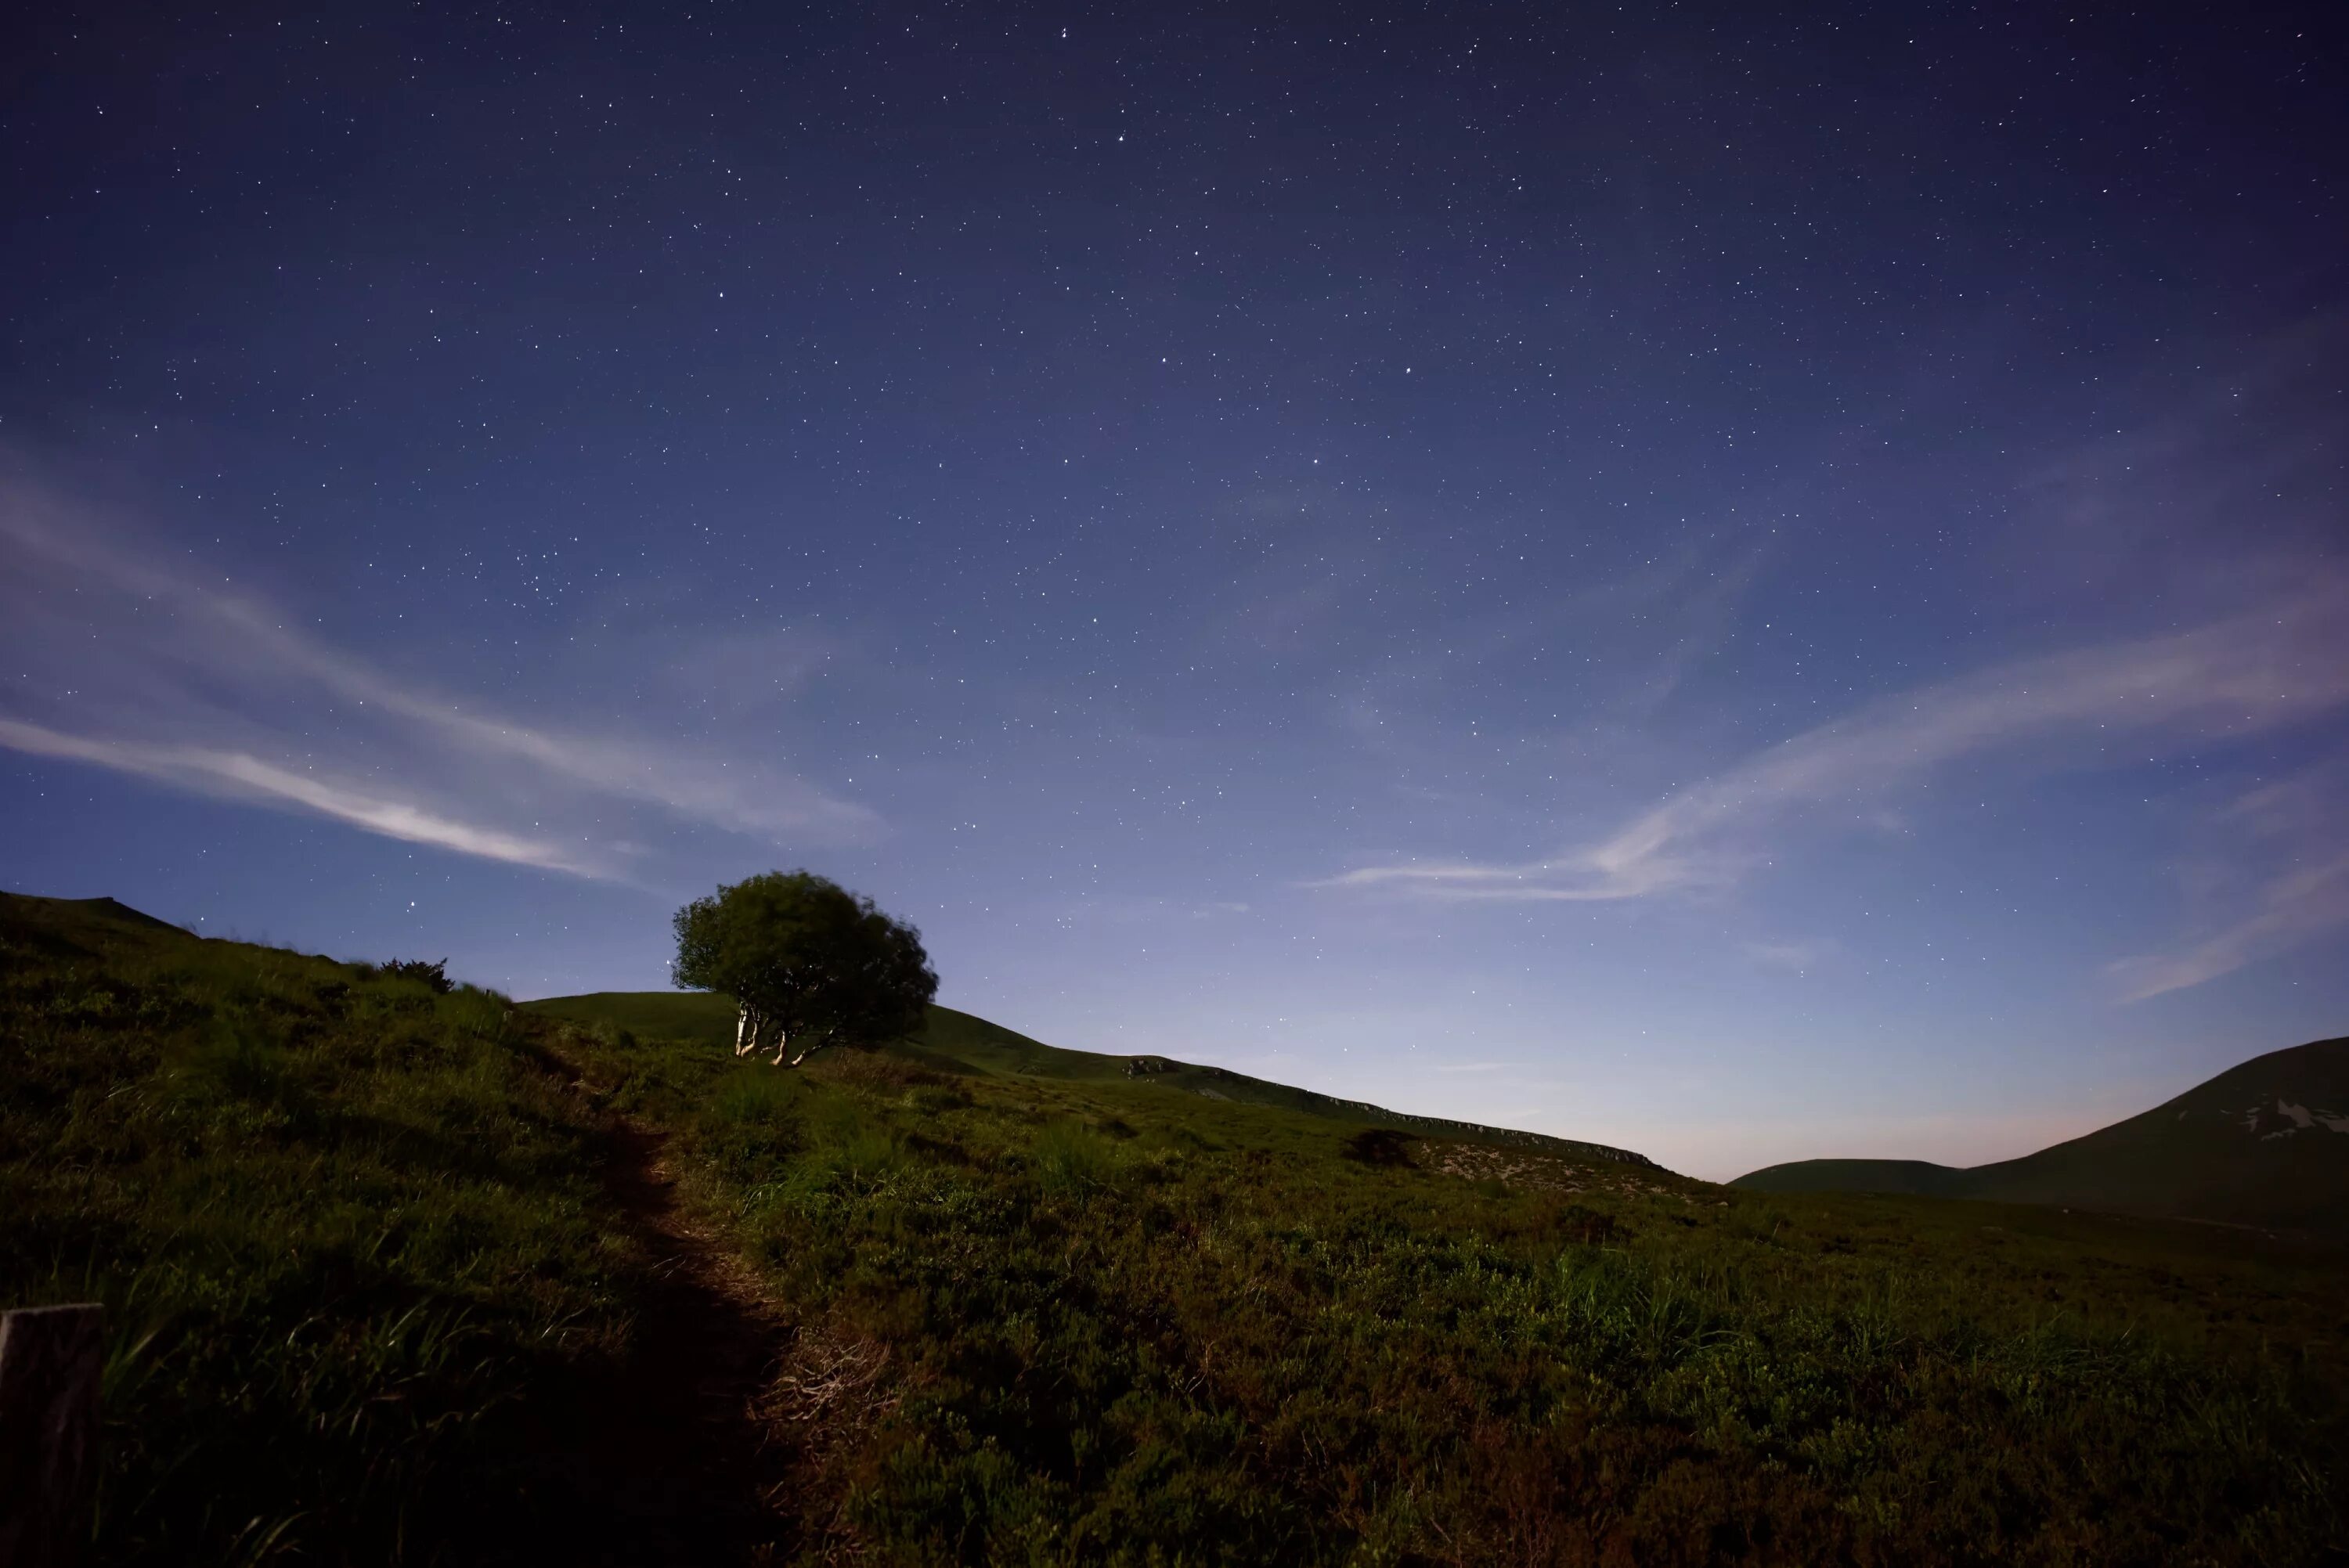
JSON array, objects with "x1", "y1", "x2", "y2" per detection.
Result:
[{"x1": 511, "y1": 1038, "x2": 799, "y2": 1565}]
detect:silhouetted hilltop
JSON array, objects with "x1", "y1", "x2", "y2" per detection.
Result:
[{"x1": 1734, "y1": 1036, "x2": 2349, "y2": 1233}]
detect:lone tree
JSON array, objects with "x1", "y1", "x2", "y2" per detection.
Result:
[{"x1": 673, "y1": 871, "x2": 937, "y2": 1067}]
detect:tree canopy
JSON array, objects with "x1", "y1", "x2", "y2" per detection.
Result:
[{"x1": 673, "y1": 871, "x2": 936, "y2": 1066}]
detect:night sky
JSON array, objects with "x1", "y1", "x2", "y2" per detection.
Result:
[{"x1": 5, "y1": 3, "x2": 2344, "y2": 1178}]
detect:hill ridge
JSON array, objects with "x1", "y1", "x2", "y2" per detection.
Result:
[
  {"x1": 1733, "y1": 1035, "x2": 2349, "y2": 1233},
  {"x1": 525, "y1": 989, "x2": 1663, "y2": 1171}
]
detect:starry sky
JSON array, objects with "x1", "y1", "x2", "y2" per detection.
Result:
[{"x1": 5, "y1": 2, "x2": 2346, "y2": 1179}]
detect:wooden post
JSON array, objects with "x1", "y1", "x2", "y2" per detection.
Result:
[{"x1": 0, "y1": 1303, "x2": 103, "y2": 1568}]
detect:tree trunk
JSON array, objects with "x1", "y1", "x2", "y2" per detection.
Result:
[{"x1": 735, "y1": 1003, "x2": 762, "y2": 1058}]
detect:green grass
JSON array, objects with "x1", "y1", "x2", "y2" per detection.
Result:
[
  {"x1": 526, "y1": 991, "x2": 1662, "y2": 1166},
  {"x1": 0, "y1": 894, "x2": 637, "y2": 1565},
  {"x1": 547, "y1": 993, "x2": 2349, "y2": 1566},
  {"x1": 10, "y1": 899, "x2": 2348, "y2": 1565}
]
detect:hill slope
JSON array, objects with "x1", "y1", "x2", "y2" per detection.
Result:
[
  {"x1": 10, "y1": 892, "x2": 2349, "y2": 1563},
  {"x1": 1734, "y1": 1036, "x2": 2349, "y2": 1232},
  {"x1": 0, "y1": 890, "x2": 790, "y2": 1562},
  {"x1": 524, "y1": 989, "x2": 1663, "y2": 1168}
]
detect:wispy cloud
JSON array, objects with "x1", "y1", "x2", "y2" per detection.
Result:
[
  {"x1": 2106, "y1": 851, "x2": 2349, "y2": 1002},
  {"x1": 1321, "y1": 585, "x2": 2349, "y2": 907},
  {"x1": 2107, "y1": 762, "x2": 2349, "y2": 1000},
  {"x1": 0, "y1": 468, "x2": 878, "y2": 878},
  {"x1": 1743, "y1": 938, "x2": 1837, "y2": 975},
  {"x1": 1332, "y1": 533, "x2": 1771, "y2": 755},
  {"x1": 0, "y1": 717, "x2": 596, "y2": 874}
]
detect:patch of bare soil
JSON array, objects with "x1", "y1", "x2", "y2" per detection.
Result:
[{"x1": 497, "y1": 1038, "x2": 798, "y2": 1566}]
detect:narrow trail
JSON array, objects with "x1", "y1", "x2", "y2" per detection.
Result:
[{"x1": 514, "y1": 1036, "x2": 799, "y2": 1566}]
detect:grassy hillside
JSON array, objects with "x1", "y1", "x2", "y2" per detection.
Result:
[
  {"x1": 0, "y1": 894, "x2": 774, "y2": 1565},
  {"x1": 1734, "y1": 1036, "x2": 2349, "y2": 1233},
  {"x1": 527, "y1": 991, "x2": 1662, "y2": 1166},
  {"x1": 534, "y1": 990, "x2": 2348, "y2": 1564},
  {"x1": 10, "y1": 896, "x2": 2349, "y2": 1564}
]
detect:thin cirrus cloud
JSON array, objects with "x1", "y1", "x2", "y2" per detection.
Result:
[
  {"x1": 0, "y1": 716, "x2": 599, "y2": 875},
  {"x1": 1322, "y1": 585, "x2": 2349, "y2": 989},
  {"x1": 0, "y1": 472, "x2": 879, "y2": 879},
  {"x1": 2104, "y1": 762, "x2": 2349, "y2": 1003},
  {"x1": 2105, "y1": 849, "x2": 2349, "y2": 1004},
  {"x1": 1743, "y1": 938, "x2": 1838, "y2": 975}
]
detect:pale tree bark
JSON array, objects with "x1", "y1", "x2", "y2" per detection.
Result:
[{"x1": 738, "y1": 998, "x2": 828, "y2": 1066}]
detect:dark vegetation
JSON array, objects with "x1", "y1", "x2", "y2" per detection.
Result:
[
  {"x1": 531, "y1": 993, "x2": 2349, "y2": 1566},
  {"x1": 673, "y1": 870, "x2": 937, "y2": 1067},
  {"x1": 530, "y1": 988, "x2": 1658, "y2": 1167},
  {"x1": 0, "y1": 894, "x2": 777, "y2": 1564},
  {"x1": 1343, "y1": 1126, "x2": 1419, "y2": 1167},
  {"x1": 4, "y1": 892, "x2": 2346, "y2": 1564},
  {"x1": 1734, "y1": 1036, "x2": 2349, "y2": 1235},
  {"x1": 355, "y1": 958, "x2": 456, "y2": 994}
]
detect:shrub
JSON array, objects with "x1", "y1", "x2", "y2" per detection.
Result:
[
  {"x1": 1342, "y1": 1126, "x2": 1418, "y2": 1167},
  {"x1": 355, "y1": 957, "x2": 454, "y2": 993},
  {"x1": 1031, "y1": 1119, "x2": 1119, "y2": 1200}
]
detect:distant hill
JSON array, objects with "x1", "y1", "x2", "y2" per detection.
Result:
[
  {"x1": 1734, "y1": 1036, "x2": 2349, "y2": 1233},
  {"x1": 2, "y1": 892, "x2": 187, "y2": 938},
  {"x1": 523, "y1": 989, "x2": 1664, "y2": 1170}
]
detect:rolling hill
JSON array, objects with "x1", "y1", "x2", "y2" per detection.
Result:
[
  {"x1": 522, "y1": 989, "x2": 1663, "y2": 1169},
  {"x1": 10, "y1": 889, "x2": 2349, "y2": 1564},
  {"x1": 1734, "y1": 1035, "x2": 2349, "y2": 1232}
]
